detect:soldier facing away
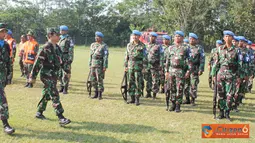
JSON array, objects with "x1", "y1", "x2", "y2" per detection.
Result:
[
  {"x1": 89, "y1": 31, "x2": 109, "y2": 100},
  {"x1": 30, "y1": 28, "x2": 71, "y2": 126}
]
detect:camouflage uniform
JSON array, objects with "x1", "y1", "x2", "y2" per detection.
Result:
[
  {"x1": 208, "y1": 48, "x2": 217, "y2": 89},
  {"x1": 247, "y1": 48, "x2": 255, "y2": 92},
  {"x1": 144, "y1": 42, "x2": 164, "y2": 98},
  {"x1": 58, "y1": 34, "x2": 74, "y2": 93},
  {"x1": 165, "y1": 43, "x2": 189, "y2": 111},
  {"x1": 124, "y1": 40, "x2": 147, "y2": 104},
  {"x1": 89, "y1": 42, "x2": 109, "y2": 94},
  {"x1": 184, "y1": 44, "x2": 205, "y2": 104},
  {"x1": 31, "y1": 42, "x2": 64, "y2": 116},
  {"x1": 211, "y1": 45, "x2": 242, "y2": 119},
  {"x1": 160, "y1": 44, "x2": 169, "y2": 93}
]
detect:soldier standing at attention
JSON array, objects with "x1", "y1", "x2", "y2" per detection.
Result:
[
  {"x1": 165, "y1": 31, "x2": 189, "y2": 112},
  {"x1": 211, "y1": 31, "x2": 242, "y2": 121},
  {"x1": 58, "y1": 25, "x2": 74, "y2": 94},
  {"x1": 0, "y1": 23, "x2": 15, "y2": 134},
  {"x1": 160, "y1": 35, "x2": 171, "y2": 93},
  {"x1": 144, "y1": 32, "x2": 164, "y2": 99},
  {"x1": 89, "y1": 31, "x2": 109, "y2": 100},
  {"x1": 183, "y1": 33, "x2": 205, "y2": 106},
  {"x1": 23, "y1": 30, "x2": 39, "y2": 88},
  {"x1": 18, "y1": 35, "x2": 27, "y2": 77},
  {"x1": 208, "y1": 40, "x2": 223, "y2": 89},
  {"x1": 246, "y1": 40, "x2": 254, "y2": 93},
  {"x1": 5, "y1": 30, "x2": 16, "y2": 84},
  {"x1": 30, "y1": 28, "x2": 71, "y2": 126},
  {"x1": 124, "y1": 30, "x2": 147, "y2": 106}
]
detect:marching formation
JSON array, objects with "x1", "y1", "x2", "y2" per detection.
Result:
[{"x1": 0, "y1": 21, "x2": 254, "y2": 135}]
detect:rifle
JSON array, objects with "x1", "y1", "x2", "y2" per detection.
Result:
[
  {"x1": 213, "y1": 71, "x2": 217, "y2": 119},
  {"x1": 120, "y1": 71, "x2": 128, "y2": 102},
  {"x1": 86, "y1": 70, "x2": 92, "y2": 97}
]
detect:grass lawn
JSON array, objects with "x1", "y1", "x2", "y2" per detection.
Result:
[{"x1": 1, "y1": 46, "x2": 255, "y2": 143}]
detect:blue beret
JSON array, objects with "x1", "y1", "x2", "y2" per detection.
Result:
[
  {"x1": 189, "y1": 33, "x2": 198, "y2": 39},
  {"x1": 248, "y1": 40, "x2": 252, "y2": 45},
  {"x1": 174, "y1": 30, "x2": 184, "y2": 37},
  {"x1": 132, "y1": 30, "x2": 141, "y2": 36},
  {"x1": 223, "y1": 30, "x2": 234, "y2": 36},
  {"x1": 184, "y1": 38, "x2": 189, "y2": 43},
  {"x1": 60, "y1": 25, "x2": 68, "y2": 31},
  {"x1": 233, "y1": 36, "x2": 239, "y2": 41},
  {"x1": 238, "y1": 36, "x2": 245, "y2": 41},
  {"x1": 7, "y1": 29, "x2": 12, "y2": 35},
  {"x1": 150, "y1": 32, "x2": 158, "y2": 37},
  {"x1": 244, "y1": 39, "x2": 248, "y2": 43},
  {"x1": 95, "y1": 31, "x2": 104, "y2": 38},
  {"x1": 216, "y1": 40, "x2": 223, "y2": 45},
  {"x1": 162, "y1": 35, "x2": 171, "y2": 40}
]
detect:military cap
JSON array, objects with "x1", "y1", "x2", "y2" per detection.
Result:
[
  {"x1": 223, "y1": 30, "x2": 234, "y2": 36},
  {"x1": 233, "y1": 36, "x2": 239, "y2": 41},
  {"x1": 60, "y1": 25, "x2": 68, "y2": 31},
  {"x1": 0, "y1": 23, "x2": 7, "y2": 32},
  {"x1": 47, "y1": 27, "x2": 60, "y2": 35},
  {"x1": 132, "y1": 30, "x2": 141, "y2": 36},
  {"x1": 238, "y1": 36, "x2": 246, "y2": 41},
  {"x1": 7, "y1": 29, "x2": 12, "y2": 35},
  {"x1": 184, "y1": 38, "x2": 189, "y2": 43},
  {"x1": 162, "y1": 35, "x2": 171, "y2": 40},
  {"x1": 216, "y1": 40, "x2": 223, "y2": 45},
  {"x1": 27, "y1": 30, "x2": 35, "y2": 36},
  {"x1": 95, "y1": 31, "x2": 104, "y2": 38},
  {"x1": 189, "y1": 33, "x2": 198, "y2": 40},
  {"x1": 150, "y1": 32, "x2": 158, "y2": 37},
  {"x1": 174, "y1": 30, "x2": 184, "y2": 37},
  {"x1": 248, "y1": 40, "x2": 252, "y2": 45}
]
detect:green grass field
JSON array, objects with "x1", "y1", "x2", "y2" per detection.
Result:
[{"x1": 1, "y1": 46, "x2": 255, "y2": 143}]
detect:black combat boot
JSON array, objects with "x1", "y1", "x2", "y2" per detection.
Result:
[
  {"x1": 169, "y1": 101, "x2": 176, "y2": 112},
  {"x1": 145, "y1": 92, "x2": 151, "y2": 98},
  {"x1": 24, "y1": 82, "x2": 29, "y2": 87},
  {"x1": 216, "y1": 109, "x2": 224, "y2": 119},
  {"x1": 63, "y1": 86, "x2": 68, "y2": 94},
  {"x1": 28, "y1": 83, "x2": 33, "y2": 88},
  {"x1": 175, "y1": 102, "x2": 181, "y2": 113},
  {"x1": 98, "y1": 91, "x2": 103, "y2": 100},
  {"x1": 135, "y1": 96, "x2": 140, "y2": 106},
  {"x1": 2, "y1": 119, "x2": 15, "y2": 135},
  {"x1": 58, "y1": 114, "x2": 71, "y2": 126},
  {"x1": 225, "y1": 110, "x2": 231, "y2": 121},
  {"x1": 127, "y1": 96, "x2": 135, "y2": 104},
  {"x1": 59, "y1": 86, "x2": 64, "y2": 93},
  {"x1": 35, "y1": 111, "x2": 46, "y2": 120},
  {"x1": 233, "y1": 104, "x2": 239, "y2": 112},
  {"x1": 191, "y1": 97, "x2": 196, "y2": 106},
  {"x1": 161, "y1": 87, "x2": 165, "y2": 94},
  {"x1": 152, "y1": 93, "x2": 157, "y2": 100},
  {"x1": 183, "y1": 96, "x2": 191, "y2": 104},
  {"x1": 91, "y1": 91, "x2": 98, "y2": 99}
]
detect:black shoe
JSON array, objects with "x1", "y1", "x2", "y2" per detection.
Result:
[
  {"x1": 225, "y1": 110, "x2": 231, "y2": 121},
  {"x1": 59, "y1": 118, "x2": 71, "y2": 126},
  {"x1": 35, "y1": 112, "x2": 46, "y2": 120},
  {"x1": 24, "y1": 82, "x2": 29, "y2": 87},
  {"x1": 152, "y1": 93, "x2": 156, "y2": 100},
  {"x1": 145, "y1": 92, "x2": 151, "y2": 98},
  {"x1": 59, "y1": 86, "x2": 64, "y2": 93},
  {"x1": 216, "y1": 109, "x2": 224, "y2": 120},
  {"x1": 161, "y1": 88, "x2": 165, "y2": 94},
  {"x1": 135, "y1": 96, "x2": 140, "y2": 106},
  {"x1": 183, "y1": 97, "x2": 190, "y2": 104},
  {"x1": 233, "y1": 105, "x2": 239, "y2": 112},
  {"x1": 169, "y1": 102, "x2": 176, "y2": 112},
  {"x1": 175, "y1": 103, "x2": 181, "y2": 113},
  {"x1": 127, "y1": 96, "x2": 135, "y2": 104},
  {"x1": 91, "y1": 91, "x2": 98, "y2": 99},
  {"x1": 63, "y1": 87, "x2": 68, "y2": 94},
  {"x1": 98, "y1": 91, "x2": 103, "y2": 100},
  {"x1": 28, "y1": 83, "x2": 33, "y2": 88},
  {"x1": 191, "y1": 97, "x2": 196, "y2": 106}
]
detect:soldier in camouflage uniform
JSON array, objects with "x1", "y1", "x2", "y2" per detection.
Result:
[
  {"x1": 208, "y1": 40, "x2": 223, "y2": 89},
  {"x1": 5, "y1": 30, "x2": 16, "y2": 84},
  {"x1": 232, "y1": 36, "x2": 239, "y2": 47},
  {"x1": 89, "y1": 31, "x2": 109, "y2": 100},
  {"x1": 246, "y1": 40, "x2": 254, "y2": 93},
  {"x1": 144, "y1": 32, "x2": 164, "y2": 99},
  {"x1": 0, "y1": 23, "x2": 15, "y2": 134},
  {"x1": 58, "y1": 25, "x2": 74, "y2": 94},
  {"x1": 30, "y1": 28, "x2": 71, "y2": 126},
  {"x1": 165, "y1": 31, "x2": 189, "y2": 112},
  {"x1": 124, "y1": 30, "x2": 147, "y2": 106},
  {"x1": 160, "y1": 35, "x2": 171, "y2": 93},
  {"x1": 183, "y1": 33, "x2": 205, "y2": 106},
  {"x1": 211, "y1": 31, "x2": 242, "y2": 121}
]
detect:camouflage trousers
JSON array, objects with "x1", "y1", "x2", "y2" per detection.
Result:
[
  {"x1": 160, "y1": 70, "x2": 165, "y2": 90},
  {"x1": 24, "y1": 63, "x2": 34, "y2": 82},
  {"x1": 0, "y1": 70, "x2": 9, "y2": 120},
  {"x1": 59, "y1": 63, "x2": 72, "y2": 88},
  {"x1": 247, "y1": 76, "x2": 253, "y2": 92},
  {"x1": 216, "y1": 73, "x2": 235, "y2": 111},
  {"x1": 145, "y1": 69, "x2": 160, "y2": 94},
  {"x1": 37, "y1": 74, "x2": 64, "y2": 115},
  {"x1": 128, "y1": 70, "x2": 143, "y2": 97},
  {"x1": 184, "y1": 74, "x2": 199, "y2": 99},
  {"x1": 166, "y1": 68, "x2": 185, "y2": 104},
  {"x1": 89, "y1": 67, "x2": 104, "y2": 92},
  {"x1": 6, "y1": 62, "x2": 13, "y2": 83},
  {"x1": 19, "y1": 57, "x2": 25, "y2": 75}
]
